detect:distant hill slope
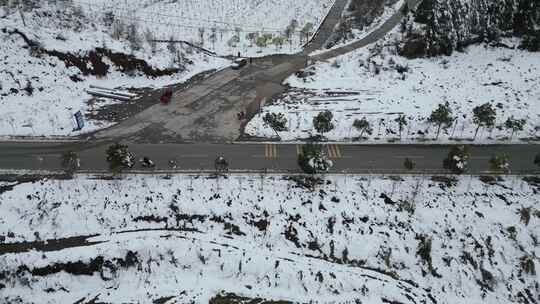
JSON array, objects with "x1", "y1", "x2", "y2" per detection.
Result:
[{"x1": 401, "y1": 0, "x2": 539, "y2": 57}]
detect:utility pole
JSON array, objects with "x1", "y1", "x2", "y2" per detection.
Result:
[
  {"x1": 259, "y1": 168, "x2": 266, "y2": 192},
  {"x1": 451, "y1": 118, "x2": 458, "y2": 139}
]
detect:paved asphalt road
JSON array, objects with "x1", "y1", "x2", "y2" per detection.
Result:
[
  {"x1": 0, "y1": 142, "x2": 538, "y2": 174},
  {"x1": 2, "y1": 0, "x2": 537, "y2": 176}
]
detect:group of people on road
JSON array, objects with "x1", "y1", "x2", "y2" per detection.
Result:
[{"x1": 124, "y1": 156, "x2": 229, "y2": 172}]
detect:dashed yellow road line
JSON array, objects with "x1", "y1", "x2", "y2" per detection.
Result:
[
  {"x1": 327, "y1": 145, "x2": 342, "y2": 159},
  {"x1": 265, "y1": 144, "x2": 279, "y2": 159},
  {"x1": 327, "y1": 145, "x2": 335, "y2": 158}
]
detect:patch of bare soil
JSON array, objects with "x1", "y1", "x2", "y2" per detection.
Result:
[
  {"x1": 5, "y1": 251, "x2": 139, "y2": 281},
  {"x1": 0, "y1": 234, "x2": 103, "y2": 256}
]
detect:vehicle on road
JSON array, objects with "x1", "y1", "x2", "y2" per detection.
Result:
[
  {"x1": 231, "y1": 58, "x2": 247, "y2": 70},
  {"x1": 122, "y1": 152, "x2": 135, "y2": 168},
  {"x1": 160, "y1": 89, "x2": 173, "y2": 105},
  {"x1": 169, "y1": 160, "x2": 178, "y2": 169},
  {"x1": 139, "y1": 157, "x2": 156, "y2": 168},
  {"x1": 215, "y1": 155, "x2": 229, "y2": 172}
]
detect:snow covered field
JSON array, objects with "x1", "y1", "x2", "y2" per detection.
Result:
[
  {"x1": 247, "y1": 39, "x2": 540, "y2": 143},
  {"x1": 1, "y1": 174, "x2": 539, "y2": 303},
  {"x1": 74, "y1": 0, "x2": 334, "y2": 56}
]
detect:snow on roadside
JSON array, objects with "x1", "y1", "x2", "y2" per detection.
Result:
[
  {"x1": 1, "y1": 174, "x2": 538, "y2": 303},
  {"x1": 247, "y1": 39, "x2": 540, "y2": 142}
]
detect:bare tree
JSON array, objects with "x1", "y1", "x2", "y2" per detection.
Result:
[
  {"x1": 144, "y1": 28, "x2": 157, "y2": 53},
  {"x1": 198, "y1": 27, "x2": 205, "y2": 46},
  {"x1": 126, "y1": 22, "x2": 142, "y2": 51},
  {"x1": 395, "y1": 115, "x2": 407, "y2": 140},
  {"x1": 209, "y1": 27, "x2": 217, "y2": 49},
  {"x1": 111, "y1": 19, "x2": 126, "y2": 40}
]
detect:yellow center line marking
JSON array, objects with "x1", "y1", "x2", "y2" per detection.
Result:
[
  {"x1": 327, "y1": 145, "x2": 341, "y2": 159},
  {"x1": 264, "y1": 144, "x2": 279, "y2": 159}
]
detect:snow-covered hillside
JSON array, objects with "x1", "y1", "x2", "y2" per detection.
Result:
[
  {"x1": 246, "y1": 0, "x2": 539, "y2": 143},
  {"x1": 247, "y1": 35, "x2": 540, "y2": 143},
  {"x1": 0, "y1": 174, "x2": 538, "y2": 303},
  {"x1": 74, "y1": 0, "x2": 334, "y2": 56},
  {"x1": 405, "y1": 0, "x2": 539, "y2": 57}
]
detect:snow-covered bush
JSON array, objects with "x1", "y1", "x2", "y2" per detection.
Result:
[
  {"x1": 106, "y1": 143, "x2": 134, "y2": 173},
  {"x1": 489, "y1": 153, "x2": 511, "y2": 173},
  {"x1": 443, "y1": 145, "x2": 471, "y2": 174},
  {"x1": 298, "y1": 143, "x2": 333, "y2": 174}
]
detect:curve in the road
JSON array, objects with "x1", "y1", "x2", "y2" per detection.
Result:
[
  {"x1": 301, "y1": 0, "x2": 349, "y2": 55},
  {"x1": 312, "y1": 0, "x2": 422, "y2": 61}
]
